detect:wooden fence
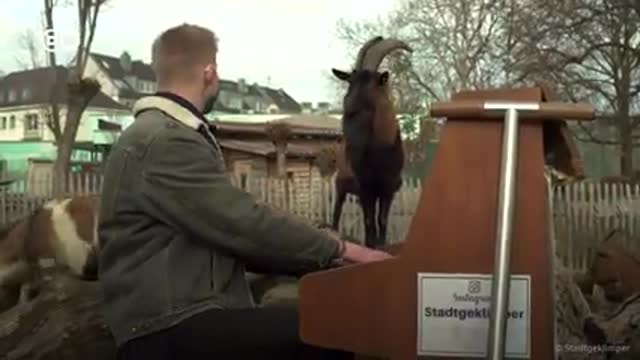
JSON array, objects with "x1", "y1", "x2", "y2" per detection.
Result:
[
  {"x1": 552, "y1": 181, "x2": 640, "y2": 271},
  {"x1": 0, "y1": 173, "x2": 422, "y2": 244},
  {"x1": 229, "y1": 176, "x2": 422, "y2": 244},
  {"x1": 0, "y1": 172, "x2": 102, "y2": 225},
  {"x1": 2, "y1": 173, "x2": 640, "y2": 272}
]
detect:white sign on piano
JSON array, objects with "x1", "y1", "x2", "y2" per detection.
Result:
[{"x1": 416, "y1": 273, "x2": 531, "y2": 358}]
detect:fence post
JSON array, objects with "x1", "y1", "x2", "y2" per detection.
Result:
[{"x1": 0, "y1": 185, "x2": 6, "y2": 225}]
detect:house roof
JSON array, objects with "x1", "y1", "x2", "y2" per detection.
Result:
[
  {"x1": 275, "y1": 114, "x2": 341, "y2": 130},
  {"x1": 262, "y1": 87, "x2": 302, "y2": 113},
  {"x1": 218, "y1": 139, "x2": 329, "y2": 158},
  {"x1": 131, "y1": 60, "x2": 155, "y2": 81},
  {"x1": 89, "y1": 52, "x2": 303, "y2": 113},
  {"x1": 91, "y1": 53, "x2": 156, "y2": 81},
  {"x1": 219, "y1": 79, "x2": 238, "y2": 91},
  {"x1": 248, "y1": 84, "x2": 263, "y2": 97},
  {"x1": 0, "y1": 66, "x2": 128, "y2": 110},
  {"x1": 118, "y1": 87, "x2": 146, "y2": 100},
  {"x1": 212, "y1": 115, "x2": 341, "y2": 137}
]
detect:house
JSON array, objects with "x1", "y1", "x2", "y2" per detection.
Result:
[
  {"x1": 84, "y1": 52, "x2": 156, "y2": 107},
  {"x1": 0, "y1": 66, "x2": 131, "y2": 187},
  {"x1": 85, "y1": 51, "x2": 303, "y2": 114}
]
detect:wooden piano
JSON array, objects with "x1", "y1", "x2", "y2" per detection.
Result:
[{"x1": 298, "y1": 86, "x2": 594, "y2": 359}]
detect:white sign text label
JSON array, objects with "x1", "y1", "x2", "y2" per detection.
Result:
[{"x1": 417, "y1": 273, "x2": 531, "y2": 358}]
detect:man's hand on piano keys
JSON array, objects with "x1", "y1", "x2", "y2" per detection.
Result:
[{"x1": 339, "y1": 241, "x2": 394, "y2": 264}]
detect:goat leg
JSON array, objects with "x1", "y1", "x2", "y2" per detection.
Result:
[
  {"x1": 360, "y1": 194, "x2": 378, "y2": 248},
  {"x1": 332, "y1": 188, "x2": 347, "y2": 231},
  {"x1": 376, "y1": 193, "x2": 396, "y2": 248}
]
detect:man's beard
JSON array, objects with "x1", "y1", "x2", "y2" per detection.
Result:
[{"x1": 202, "y1": 88, "x2": 220, "y2": 114}]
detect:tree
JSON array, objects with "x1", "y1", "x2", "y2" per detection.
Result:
[
  {"x1": 511, "y1": 0, "x2": 640, "y2": 175},
  {"x1": 331, "y1": 0, "x2": 521, "y2": 169},
  {"x1": 14, "y1": 29, "x2": 45, "y2": 70},
  {"x1": 44, "y1": 0, "x2": 107, "y2": 197},
  {"x1": 333, "y1": 0, "x2": 640, "y2": 176},
  {"x1": 333, "y1": 0, "x2": 521, "y2": 103}
]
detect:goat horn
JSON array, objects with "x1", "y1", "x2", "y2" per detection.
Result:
[
  {"x1": 354, "y1": 36, "x2": 383, "y2": 70},
  {"x1": 361, "y1": 38, "x2": 413, "y2": 71}
]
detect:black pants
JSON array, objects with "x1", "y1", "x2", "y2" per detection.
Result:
[{"x1": 117, "y1": 307, "x2": 354, "y2": 360}]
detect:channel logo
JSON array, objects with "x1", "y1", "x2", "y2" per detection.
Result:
[{"x1": 43, "y1": 28, "x2": 75, "y2": 54}]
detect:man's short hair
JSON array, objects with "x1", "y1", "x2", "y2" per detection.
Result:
[{"x1": 151, "y1": 23, "x2": 218, "y2": 84}]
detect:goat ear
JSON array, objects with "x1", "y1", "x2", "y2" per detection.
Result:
[
  {"x1": 332, "y1": 68, "x2": 351, "y2": 82},
  {"x1": 379, "y1": 71, "x2": 389, "y2": 85}
]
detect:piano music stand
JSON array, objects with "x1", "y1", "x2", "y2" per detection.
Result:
[{"x1": 298, "y1": 87, "x2": 594, "y2": 359}]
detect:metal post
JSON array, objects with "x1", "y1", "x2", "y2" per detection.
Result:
[{"x1": 486, "y1": 108, "x2": 520, "y2": 359}]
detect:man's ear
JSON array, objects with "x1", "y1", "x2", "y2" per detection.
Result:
[
  {"x1": 204, "y1": 64, "x2": 217, "y2": 84},
  {"x1": 332, "y1": 68, "x2": 351, "y2": 82},
  {"x1": 379, "y1": 71, "x2": 389, "y2": 85}
]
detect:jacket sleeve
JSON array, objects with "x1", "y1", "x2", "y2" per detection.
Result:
[{"x1": 140, "y1": 128, "x2": 342, "y2": 271}]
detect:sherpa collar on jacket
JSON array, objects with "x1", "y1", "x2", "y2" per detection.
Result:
[
  {"x1": 154, "y1": 91, "x2": 209, "y2": 124},
  {"x1": 132, "y1": 95, "x2": 221, "y2": 153}
]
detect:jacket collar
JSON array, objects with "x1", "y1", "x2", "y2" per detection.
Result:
[
  {"x1": 133, "y1": 96, "x2": 203, "y2": 130},
  {"x1": 133, "y1": 95, "x2": 222, "y2": 153}
]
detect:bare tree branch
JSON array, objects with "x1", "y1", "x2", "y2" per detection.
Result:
[
  {"x1": 511, "y1": 0, "x2": 640, "y2": 175},
  {"x1": 14, "y1": 29, "x2": 44, "y2": 70},
  {"x1": 42, "y1": 0, "x2": 107, "y2": 197},
  {"x1": 333, "y1": 0, "x2": 640, "y2": 174},
  {"x1": 43, "y1": 0, "x2": 62, "y2": 141}
]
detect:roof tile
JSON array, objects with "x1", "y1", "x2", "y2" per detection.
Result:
[{"x1": 0, "y1": 66, "x2": 127, "y2": 110}]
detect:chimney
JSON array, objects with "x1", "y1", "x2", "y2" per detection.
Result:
[
  {"x1": 237, "y1": 78, "x2": 247, "y2": 93},
  {"x1": 120, "y1": 51, "x2": 132, "y2": 73}
]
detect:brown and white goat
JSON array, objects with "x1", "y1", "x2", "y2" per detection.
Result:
[
  {"x1": 581, "y1": 229, "x2": 640, "y2": 303},
  {"x1": 0, "y1": 195, "x2": 99, "y2": 311},
  {"x1": 331, "y1": 36, "x2": 412, "y2": 248}
]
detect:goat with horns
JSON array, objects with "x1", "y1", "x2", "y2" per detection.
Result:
[{"x1": 331, "y1": 36, "x2": 412, "y2": 249}]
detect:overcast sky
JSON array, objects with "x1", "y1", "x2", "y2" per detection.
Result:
[{"x1": 0, "y1": 0, "x2": 400, "y2": 104}]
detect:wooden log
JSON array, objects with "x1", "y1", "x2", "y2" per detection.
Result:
[{"x1": 0, "y1": 271, "x2": 114, "y2": 360}]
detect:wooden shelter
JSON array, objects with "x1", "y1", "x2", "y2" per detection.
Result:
[{"x1": 212, "y1": 115, "x2": 341, "y2": 197}]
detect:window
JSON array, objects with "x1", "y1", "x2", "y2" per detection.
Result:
[
  {"x1": 22, "y1": 88, "x2": 31, "y2": 100},
  {"x1": 218, "y1": 90, "x2": 229, "y2": 105},
  {"x1": 0, "y1": 91, "x2": 5, "y2": 104},
  {"x1": 9, "y1": 115, "x2": 15, "y2": 129},
  {"x1": 0, "y1": 117, "x2": 5, "y2": 130},
  {"x1": 25, "y1": 114, "x2": 39, "y2": 130},
  {"x1": 240, "y1": 173, "x2": 248, "y2": 190},
  {"x1": 8, "y1": 90, "x2": 16, "y2": 102},
  {"x1": 234, "y1": 163, "x2": 252, "y2": 190},
  {"x1": 230, "y1": 97, "x2": 242, "y2": 109}
]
